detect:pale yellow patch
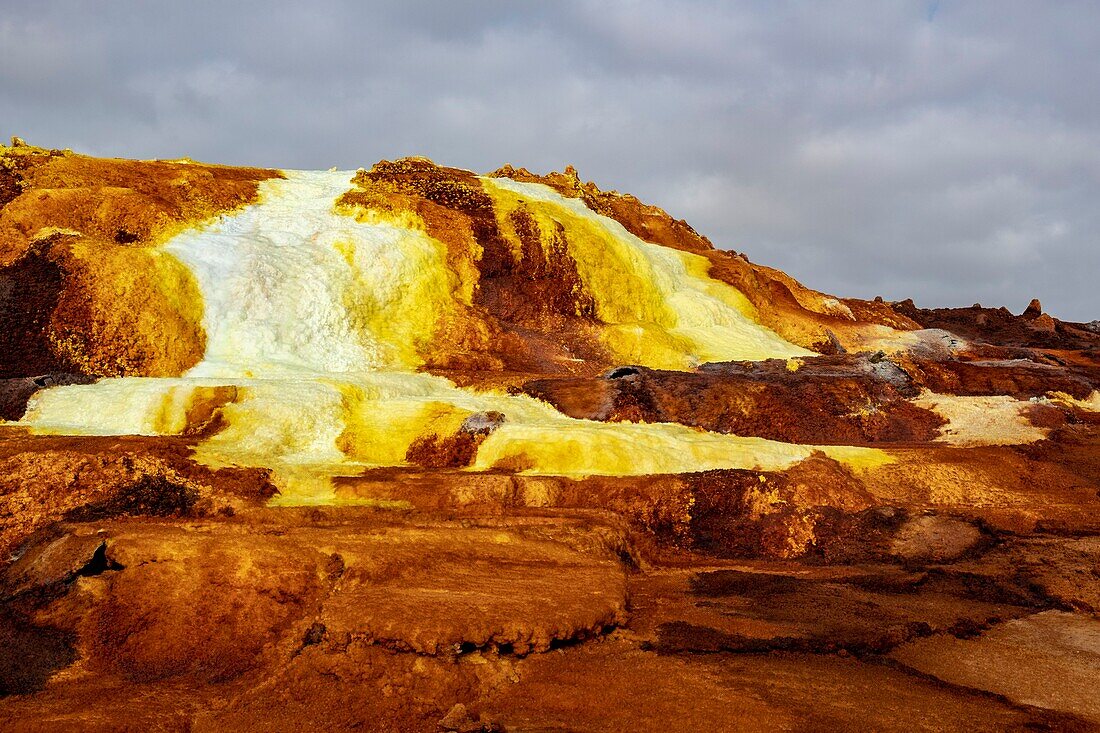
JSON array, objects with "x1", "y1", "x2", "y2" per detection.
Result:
[
  {"x1": 21, "y1": 378, "x2": 234, "y2": 437},
  {"x1": 821, "y1": 444, "x2": 897, "y2": 472},
  {"x1": 913, "y1": 391, "x2": 1047, "y2": 446},
  {"x1": 330, "y1": 231, "x2": 459, "y2": 368},
  {"x1": 341, "y1": 203, "x2": 426, "y2": 233},
  {"x1": 857, "y1": 327, "x2": 966, "y2": 357},
  {"x1": 30, "y1": 226, "x2": 83, "y2": 241}
]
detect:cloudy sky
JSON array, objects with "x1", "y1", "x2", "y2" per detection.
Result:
[{"x1": 3, "y1": 1, "x2": 1098, "y2": 320}]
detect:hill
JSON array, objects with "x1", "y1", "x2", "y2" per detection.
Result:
[{"x1": 2, "y1": 139, "x2": 1099, "y2": 730}]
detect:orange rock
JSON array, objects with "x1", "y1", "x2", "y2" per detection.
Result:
[{"x1": 2, "y1": 146, "x2": 1100, "y2": 731}]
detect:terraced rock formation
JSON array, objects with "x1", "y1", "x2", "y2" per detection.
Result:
[{"x1": 2, "y1": 138, "x2": 1099, "y2": 731}]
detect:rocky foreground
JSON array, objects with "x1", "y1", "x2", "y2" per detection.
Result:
[{"x1": 2, "y1": 138, "x2": 1100, "y2": 731}]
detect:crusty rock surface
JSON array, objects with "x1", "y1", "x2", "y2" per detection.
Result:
[
  {"x1": 892, "y1": 611, "x2": 1100, "y2": 725},
  {"x1": 2, "y1": 143, "x2": 1100, "y2": 730}
]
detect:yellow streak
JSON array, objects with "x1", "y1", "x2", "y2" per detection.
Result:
[
  {"x1": 334, "y1": 383, "x2": 473, "y2": 464},
  {"x1": 21, "y1": 378, "x2": 236, "y2": 437},
  {"x1": 16, "y1": 371, "x2": 891, "y2": 502},
  {"x1": 330, "y1": 229, "x2": 458, "y2": 368},
  {"x1": 1047, "y1": 390, "x2": 1100, "y2": 413},
  {"x1": 483, "y1": 177, "x2": 812, "y2": 369}
]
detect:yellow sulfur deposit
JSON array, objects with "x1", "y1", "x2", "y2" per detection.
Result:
[
  {"x1": 483, "y1": 177, "x2": 813, "y2": 369},
  {"x1": 20, "y1": 368, "x2": 891, "y2": 503},
  {"x1": 48, "y1": 242, "x2": 207, "y2": 377},
  {"x1": 22, "y1": 377, "x2": 238, "y2": 437},
  {"x1": 1046, "y1": 390, "x2": 1100, "y2": 412},
  {"x1": 163, "y1": 170, "x2": 462, "y2": 375},
  {"x1": 14, "y1": 168, "x2": 888, "y2": 505}
]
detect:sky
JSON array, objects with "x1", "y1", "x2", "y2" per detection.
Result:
[{"x1": 2, "y1": 1, "x2": 1098, "y2": 320}]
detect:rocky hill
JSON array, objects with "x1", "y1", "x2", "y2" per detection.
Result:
[{"x1": 2, "y1": 138, "x2": 1099, "y2": 731}]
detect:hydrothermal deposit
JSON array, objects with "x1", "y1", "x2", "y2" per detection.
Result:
[{"x1": 2, "y1": 139, "x2": 1100, "y2": 731}]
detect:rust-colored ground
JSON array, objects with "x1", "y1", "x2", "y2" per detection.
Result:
[{"x1": 3, "y1": 144, "x2": 1100, "y2": 730}]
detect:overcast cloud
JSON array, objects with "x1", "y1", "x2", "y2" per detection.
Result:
[{"x1": 2, "y1": 1, "x2": 1097, "y2": 319}]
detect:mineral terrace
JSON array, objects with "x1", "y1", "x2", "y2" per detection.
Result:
[{"x1": 2, "y1": 138, "x2": 1099, "y2": 731}]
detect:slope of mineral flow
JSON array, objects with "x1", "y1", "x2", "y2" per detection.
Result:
[
  {"x1": 481, "y1": 176, "x2": 814, "y2": 368},
  {"x1": 16, "y1": 169, "x2": 888, "y2": 504}
]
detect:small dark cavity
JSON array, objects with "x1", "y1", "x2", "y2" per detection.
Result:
[
  {"x1": 459, "y1": 410, "x2": 506, "y2": 435},
  {"x1": 324, "y1": 553, "x2": 345, "y2": 579},
  {"x1": 114, "y1": 228, "x2": 140, "y2": 244},
  {"x1": 605, "y1": 366, "x2": 641, "y2": 380},
  {"x1": 302, "y1": 622, "x2": 326, "y2": 646},
  {"x1": 76, "y1": 542, "x2": 124, "y2": 577},
  {"x1": 616, "y1": 546, "x2": 639, "y2": 571}
]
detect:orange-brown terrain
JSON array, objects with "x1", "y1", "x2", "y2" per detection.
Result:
[{"x1": 2, "y1": 137, "x2": 1100, "y2": 731}]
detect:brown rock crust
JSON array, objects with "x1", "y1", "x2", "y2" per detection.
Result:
[{"x1": 3, "y1": 148, "x2": 1100, "y2": 731}]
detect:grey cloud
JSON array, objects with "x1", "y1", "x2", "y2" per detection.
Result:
[{"x1": 2, "y1": 0, "x2": 1097, "y2": 319}]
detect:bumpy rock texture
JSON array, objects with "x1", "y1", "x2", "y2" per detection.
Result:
[{"x1": 2, "y1": 140, "x2": 1100, "y2": 731}]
